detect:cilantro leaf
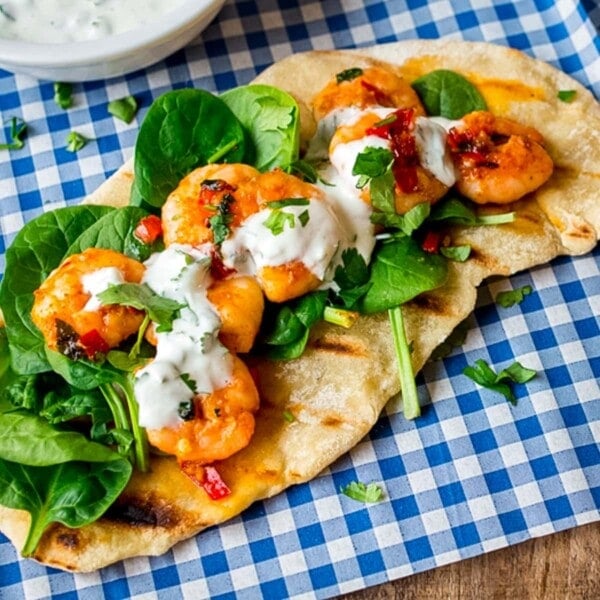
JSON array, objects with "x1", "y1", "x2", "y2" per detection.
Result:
[
  {"x1": 430, "y1": 319, "x2": 469, "y2": 361},
  {"x1": 285, "y1": 159, "x2": 332, "y2": 185},
  {"x1": 336, "y1": 68, "x2": 363, "y2": 83},
  {"x1": 430, "y1": 197, "x2": 515, "y2": 226},
  {"x1": 108, "y1": 96, "x2": 139, "y2": 124},
  {"x1": 341, "y1": 481, "x2": 384, "y2": 503},
  {"x1": 333, "y1": 248, "x2": 371, "y2": 308},
  {"x1": 97, "y1": 283, "x2": 183, "y2": 332},
  {"x1": 66, "y1": 131, "x2": 90, "y2": 152},
  {"x1": 0, "y1": 117, "x2": 27, "y2": 150},
  {"x1": 263, "y1": 209, "x2": 296, "y2": 236},
  {"x1": 208, "y1": 193, "x2": 234, "y2": 245},
  {"x1": 557, "y1": 90, "x2": 576, "y2": 103},
  {"x1": 53, "y1": 82, "x2": 73, "y2": 109},
  {"x1": 352, "y1": 146, "x2": 394, "y2": 189},
  {"x1": 266, "y1": 197, "x2": 309, "y2": 209},
  {"x1": 463, "y1": 359, "x2": 537, "y2": 405},
  {"x1": 495, "y1": 285, "x2": 533, "y2": 308}
]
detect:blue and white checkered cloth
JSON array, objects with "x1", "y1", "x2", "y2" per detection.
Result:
[{"x1": 1, "y1": 1, "x2": 598, "y2": 598}]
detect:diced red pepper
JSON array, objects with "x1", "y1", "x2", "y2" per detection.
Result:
[
  {"x1": 79, "y1": 329, "x2": 110, "y2": 358},
  {"x1": 134, "y1": 215, "x2": 162, "y2": 245},
  {"x1": 422, "y1": 231, "x2": 442, "y2": 254},
  {"x1": 179, "y1": 462, "x2": 232, "y2": 500},
  {"x1": 202, "y1": 465, "x2": 231, "y2": 500}
]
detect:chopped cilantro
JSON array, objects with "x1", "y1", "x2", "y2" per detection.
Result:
[
  {"x1": 53, "y1": 82, "x2": 73, "y2": 109},
  {"x1": 286, "y1": 159, "x2": 332, "y2": 185},
  {"x1": 178, "y1": 401, "x2": 194, "y2": 420},
  {"x1": 341, "y1": 481, "x2": 384, "y2": 503},
  {"x1": 557, "y1": 90, "x2": 576, "y2": 103},
  {"x1": 263, "y1": 209, "x2": 297, "y2": 236},
  {"x1": 180, "y1": 373, "x2": 197, "y2": 393},
  {"x1": 66, "y1": 131, "x2": 90, "y2": 152},
  {"x1": 108, "y1": 96, "x2": 139, "y2": 123},
  {"x1": 430, "y1": 319, "x2": 469, "y2": 361},
  {"x1": 208, "y1": 193, "x2": 234, "y2": 245},
  {"x1": 0, "y1": 116, "x2": 27, "y2": 150},
  {"x1": 352, "y1": 146, "x2": 394, "y2": 189},
  {"x1": 495, "y1": 285, "x2": 533, "y2": 308},
  {"x1": 463, "y1": 359, "x2": 537, "y2": 405},
  {"x1": 266, "y1": 197, "x2": 309, "y2": 209},
  {"x1": 430, "y1": 197, "x2": 515, "y2": 226},
  {"x1": 336, "y1": 67, "x2": 363, "y2": 83},
  {"x1": 298, "y1": 209, "x2": 310, "y2": 227},
  {"x1": 283, "y1": 410, "x2": 295, "y2": 423},
  {"x1": 97, "y1": 282, "x2": 183, "y2": 332}
]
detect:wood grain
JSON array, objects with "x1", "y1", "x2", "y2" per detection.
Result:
[{"x1": 340, "y1": 522, "x2": 599, "y2": 600}]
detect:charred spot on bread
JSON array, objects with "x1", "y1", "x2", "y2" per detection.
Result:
[{"x1": 104, "y1": 495, "x2": 178, "y2": 528}]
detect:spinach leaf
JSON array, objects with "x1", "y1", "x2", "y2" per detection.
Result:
[
  {"x1": 429, "y1": 196, "x2": 515, "y2": 226},
  {"x1": 360, "y1": 237, "x2": 448, "y2": 314},
  {"x1": 0, "y1": 205, "x2": 114, "y2": 375},
  {"x1": 0, "y1": 456, "x2": 131, "y2": 556},
  {"x1": 220, "y1": 84, "x2": 300, "y2": 171},
  {"x1": 411, "y1": 69, "x2": 487, "y2": 119},
  {"x1": 0, "y1": 412, "x2": 124, "y2": 466},
  {"x1": 66, "y1": 206, "x2": 162, "y2": 261},
  {"x1": 132, "y1": 89, "x2": 248, "y2": 208},
  {"x1": 262, "y1": 291, "x2": 327, "y2": 360}
]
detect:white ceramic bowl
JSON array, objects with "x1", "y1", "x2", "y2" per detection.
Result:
[{"x1": 0, "y1": 0, "x2": 226, "y2": 81}]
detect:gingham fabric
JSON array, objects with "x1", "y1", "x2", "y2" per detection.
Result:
[{"x1": 1, "y1": 1, "x2": 599, "y2": 598}]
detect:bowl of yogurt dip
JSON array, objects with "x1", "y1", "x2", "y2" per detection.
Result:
[{"x1": 0, "y1": 0, "x2": 226, "y2": 81}]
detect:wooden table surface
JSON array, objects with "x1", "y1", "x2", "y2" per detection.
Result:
[{"x1": 341, "y1": 521, "x2": 598, "y2": 599}]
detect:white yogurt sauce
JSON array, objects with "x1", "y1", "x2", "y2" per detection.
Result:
[
  {"x1": 134, "y1": 244, "x2": 233, "y2": 430},
  {"x1": 0, "y1": 0, "x2": 182, "y2": 43},
  {"x1": 81, "y1": 266, "x2": 124, "y2": 311}
]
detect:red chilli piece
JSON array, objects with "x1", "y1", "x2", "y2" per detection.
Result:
[
  {"x1": 79, "y1": 329, "x2": 110, "y2": 358},
  {"x1": 422, "y1": 230, "x2": 442, "y2": 254},
  {"x1": 134, "y1": 215, "x2": 162, "y2": 245},
  {"x1": 202, "y1": 465, "x2": 232, "y2": 500},
  {"x1": 210, "y1": 247, "x2": 235, "y2": 280},
  {"x1": 360, "y1": 79, "x2": 392, "y2": 107}
]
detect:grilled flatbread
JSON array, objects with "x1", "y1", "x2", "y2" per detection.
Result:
[{"x1": 1, "y1": 39, "x2": 598, "y2": 571}]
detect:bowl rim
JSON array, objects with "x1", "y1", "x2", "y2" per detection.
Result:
[{"x1": 0, "y1": 0, "x2": 225, "y2": 67}]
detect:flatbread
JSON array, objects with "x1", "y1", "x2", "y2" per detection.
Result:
[{"x1": 1, "y1": 40, "x2": 598, "y2": 572}]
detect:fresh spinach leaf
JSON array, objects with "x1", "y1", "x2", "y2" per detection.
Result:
[
  {"x1": 221, "y1": 84, "x2": 300, "y2": 171},
  {"x1": 333, "y1": 248, "x2": 371, "y2": 308},
  {"x1": 0, "y1": 205, "x2": 114, "y2": 375},
  {"x1": 429, "y1": 196, "x2": 515, "y2": 226},
  {"x1": 66, "y1": 206, "x2": 163, "y2": 261},
  {"x1": 360, "y1": 237, "x2": 448, "y2": 314},
  {"x1": 0, "y1": 412, "x2": 124, "y2": 466},
  {"x1": 352, "y1": 146, "x2": 394, "y2": 189},
  {"x1": 262, "y1": 291, "x2": 327, "y2": 360},
  {"x1": 133, "y1": 89, "x2": 248, "y2": 208},
  {"x1": 0, "y1": 456, "x2": 131, "y2": 556},
  {"x1": 412, "y1": 69, "x2": 487, "y2": 118}
]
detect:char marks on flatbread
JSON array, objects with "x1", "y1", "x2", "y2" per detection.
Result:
[{"x1": 1, "y1": 40, "x2": 599, "y2": 571}]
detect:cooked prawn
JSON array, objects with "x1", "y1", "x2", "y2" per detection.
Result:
[
  {"x1": 313, "y1": 66, "x2": 425, "y2": 120},
  {"x1": 448, "y1": 111, "x2": 554, "y2": 204},
  {"x1": 329, "y1": 108, "x2": 450, "y2": 214},
  {"x1": 162, "y1": 163, "x2": 260, "y2": 247},
  {"x1": 146, "y1": 355, "x2": 259, "y2": 464},
  {"x1": 31, "y1": 248, "x2": 145, "y2": 358},
  {"x1": 163, "y1": 165, "x2": 333, "y2": 303},
  {"x1": 207, "y1": 275, "x2": 264, "y2": 353}
]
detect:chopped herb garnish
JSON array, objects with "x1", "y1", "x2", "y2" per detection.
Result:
[
  {"x1": 333, "y1": 248, "x2": 371, "y2": 309},
  {"x1": 495, "y1": 285, "x2": 533, "y2": 308},
  {"x1": 180, "y1": 373, "x2": 197, "y2": 393},
  {"x1": 557, "y1": 90, "x2": 576, "y2": 103},
  {"x1": 341, "y1": 481, "x2": 384, "y2": 503},
  {"x1": 178, "y1": 401, "x2": 194, "y2": 420},
  {"x1": 263, "y1": 209, "x2": 297, "y2": 236},
  {"x1": 108, "y1": 96, "x2": 139, "y2": 124},
  {"x1": 66, "y1": 131, "x2": 90, "y2": 152},
  {"x1": 336, "y1": 67, "x2": 364, "y2": 84},
  {"x1": 53, "y1": 82, "x2": 73, "y2": 109},
  {"x1": 283, "y1": 410, "x2": 295, "y2": 423},
  {"x1": 430, "y1": 319, "x2": 469, "y2": 361},
  {"x1": 298, "y1": 209, "x2": 310, "y2": 227},
  {"x1": 430, "y1": 197, "x2": 515, "y2": 226},
  {"x1": 0, "y1": 116, "x2": 27, "y2": 150},
  {"x1": 352, "y1": 146, "x2": 394, "y2": 189},
  {"x1": 286, "y1": 159, "x2": 332, "y2": 185},
  {"x1": 97, "y1": 282, "x2": 183, "y2": 332},
  {"x1": 440, "y1": 244, "x2": 471, "y2": 262},
  {"x1": 208, "y1": 193, "x2": 234, "y2": 245},
  {"x1": 463, "y1": 359, "x2": 537, "y2": 405},
  {"x1": 267, "y1": 197, "x2": 310, "y2": 209},
  {"x1": 0, "y1": 5, "x2": 15, "y2": 20}
]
